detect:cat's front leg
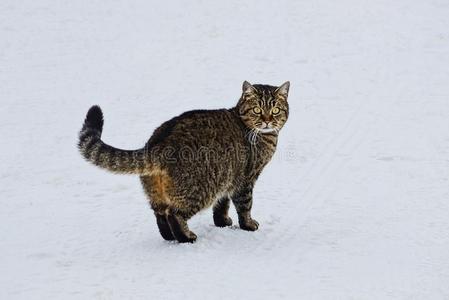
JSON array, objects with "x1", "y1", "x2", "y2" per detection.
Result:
[
  {"x1": 213, "y1": 197, "x2": 233, "y2": 227},
  {"x1": 232, "y1": 188, "x2": 259, "y2": 231}
]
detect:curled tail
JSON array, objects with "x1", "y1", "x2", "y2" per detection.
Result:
[{"x1": 78, "y1": 106, "x2": 148, "y2": 174}]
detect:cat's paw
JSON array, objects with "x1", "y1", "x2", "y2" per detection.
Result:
[
  {"x1": 186, "y1": 231, "x2": 197, "y2": 242},
  {"x1": 177, "y1": 231, "x2": 197, "y2": 243},
  {"x1": 239, "y1": 218, "x2": 259, "y2": 231},
  {"x1": 213, "y1": 215, "x2": 233, "y2": 227}
]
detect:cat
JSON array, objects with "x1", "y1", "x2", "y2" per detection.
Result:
[{"x1": 78, "y1": 81, "x2": 290, "y2": 243}]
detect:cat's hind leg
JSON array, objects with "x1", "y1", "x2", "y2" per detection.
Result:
[
  {"x1": 140, "y1": 174, "x2": 177, "y2": 241},
  {"x1": 213, "y1": 197, "x2": 233, "y2": 227},
  {"x1": 154, "y1": 212, "x2": 175, "y2": 241},
  {"x1": 166, "y1": 212, "x2": 197, "y2": 243}
]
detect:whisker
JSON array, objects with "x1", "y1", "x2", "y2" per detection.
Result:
[
  {"x1": 246, "y1": 128, "x2": 256, "y2": 145},
  {"x1": 252, "y1": 129, "x2": 259, "y2": 144},
  {"x1": 245, "y1": 128, "x2": 255, "y2": 139}
]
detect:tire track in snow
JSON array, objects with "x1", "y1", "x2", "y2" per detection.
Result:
[
  {"x1": 206, "y1": 98, "x2": 376, "y2": 273},
  {"x1": 259, "y1": 98, "x2": 377, "y2": 252}
]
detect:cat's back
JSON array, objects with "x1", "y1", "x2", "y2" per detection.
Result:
[{"x1": 146, "y1": 108, "x2": 244, "y2": 150}]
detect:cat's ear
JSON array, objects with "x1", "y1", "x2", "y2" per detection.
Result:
[
  {"x1": 242, "y1": 81, "x2": 256, "y2": 94},
  {"x1": 275, "y1": 81, "x2": 290, "y2": 98}
]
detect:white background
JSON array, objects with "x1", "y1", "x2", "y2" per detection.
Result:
[{"x1": 1, "y1": 1, "x2": 448, "y2": 299}]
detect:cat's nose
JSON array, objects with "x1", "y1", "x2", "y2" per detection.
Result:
[{"x1": 261, "y1": 115, "x2": 271, "y2": 122}]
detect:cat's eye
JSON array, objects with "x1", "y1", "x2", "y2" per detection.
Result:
[
  {"x1": 272, "y1": 107, "x2": 280, "y2": 115},
  {"x1": 253, "y1": 107, "x2": 262, "y2": 114}
]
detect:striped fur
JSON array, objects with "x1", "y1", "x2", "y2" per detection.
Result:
[
  {"x1": 78, "y1": 81, "x2": 290, "y2": 243},
  {"x1": 78, "y1": 106, "x2": 149, "y2": 174}
]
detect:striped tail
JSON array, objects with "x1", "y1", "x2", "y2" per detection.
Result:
[{"x1": 78, "y1": 106, "x2": 148, "y2": 174}]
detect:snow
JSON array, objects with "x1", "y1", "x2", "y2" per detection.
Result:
[{"x1": 1, "y1": 0, "x2": 449, "y2": 299}]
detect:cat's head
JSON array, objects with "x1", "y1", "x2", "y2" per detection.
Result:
[{"x1": 236, "y1": 81, "x2": 290, "y2": 134}]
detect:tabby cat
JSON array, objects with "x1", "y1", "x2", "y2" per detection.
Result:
[{"x1": 78, "y1": 81, "x2": 290, "y2": 243}]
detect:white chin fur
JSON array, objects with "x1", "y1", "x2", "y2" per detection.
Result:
[{"x1": 257, "y1": 128, "x2": 276, "y2": 133}]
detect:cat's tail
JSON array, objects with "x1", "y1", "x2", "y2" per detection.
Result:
[{"x1": 78, "y1": 106, "x2": 149, "y2": 175}]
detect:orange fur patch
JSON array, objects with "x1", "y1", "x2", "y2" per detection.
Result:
[{"x1": 148, "y1": 169, "x2": 173, "y2": 211}]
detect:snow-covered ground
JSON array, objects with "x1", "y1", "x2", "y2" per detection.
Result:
[{"x1": 1, "y1": 1, "x2": 449, "y2": 299}]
